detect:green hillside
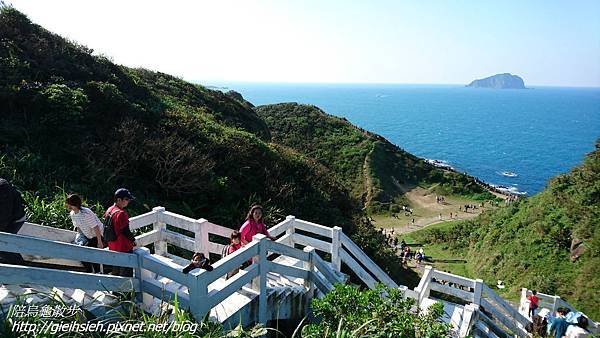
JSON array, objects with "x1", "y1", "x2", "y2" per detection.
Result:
[
  {"x1": 417, "y1": 141, "x2": 600, "y2": 319},
  {"x1": 256, "y1": 103, "x2": 493, "y2": 212},
  {"x1": 0, "y1": 6, "x2": 352, "y2": 230},
  {"x1": 0, "y1": 6, "x2": 415, "y2": 283}
]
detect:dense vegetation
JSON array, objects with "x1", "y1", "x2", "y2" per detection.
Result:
[
  {"x1": 414, "y1": 141, "x2": 600, "y2": 319},
  {"x1": 302, "y1": 284, "x2": 449, "y2": 337},
  {"x1": 0, "y1": 5, "x2": 420, "y2": 286},
  {"x1": 0, "y1": 5, "x2": 353, "y2": 231},
  {"x1": 256, "y1": 103, "x2": 493, "y2": 213}
]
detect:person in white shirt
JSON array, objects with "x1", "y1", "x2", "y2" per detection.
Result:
[{"x1": 66, "y1": 194, "x2": 104, "y2": 272}]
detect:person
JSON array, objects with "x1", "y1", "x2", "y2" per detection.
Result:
[
  {"x1": 402, "y1": 246, "x2": 411, "y2": 264},
  {"x1": 565, "y1": 315, "x2": 590, "y2": 338},
  {"x1": 104, "y1": 188, "x2": 137, "y2": 277},
  {"x1": 548, "y1": 307, "x2": 569, "y2": 338},
  {"x1": 0, "y1": 178, "x2": 26, "y2": 265},
  {"x1": 239, "y1": 205, "x2": 274, "y2": 245},
  {"x1": 527, "y1": 290, "x2": 539, "y2": 318},
  {"x1": 182, "y1": 252, "x2": 213, "y2": 274},
  {"x1": 418, "y1": 247, "x2": 425, "y2": 262},
  {"x1": 526, "y1": 314, "x2": 548, "y2": 336},
  {"x1": 66, "y1": 194, "x2": 104, "y2": 273},
  {"x1": 224, "y1": 231, "x2": 243, "y2": 279}
]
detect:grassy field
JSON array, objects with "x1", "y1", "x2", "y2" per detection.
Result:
[{"x1": 400, "y1": 221, "x2": 474, "y2": 279}]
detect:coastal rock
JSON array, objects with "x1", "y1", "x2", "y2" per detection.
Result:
[{"x1": 466, "y1": 73, "x2": 526, "y2": 89}]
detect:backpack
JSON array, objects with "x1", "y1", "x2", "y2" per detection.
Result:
[
  {"x1": 222, "y1": 244, "x2": 232, "y2": 258},
  {"x1": 102, "y1": 212, "x2": 117, "y2": 243}
]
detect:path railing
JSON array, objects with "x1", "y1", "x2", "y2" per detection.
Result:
[
  {"x1": 0, "y1": 207, "x2": 357, "y2": 324},
  {"x1": 415, "y1": 266, "x2": 531, "y2": 337},
  {"x1": 268, "y1": 216, "x2": 400, "y2": 290}
]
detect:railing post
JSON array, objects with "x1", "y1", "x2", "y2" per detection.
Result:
[
  {"x1": 152, "y1": 207, "x2": 167, "y2": 256},
  {"x1": 416, "y1": 265, "x2": 433, "y2": 305},
  {"x1": 459, "y1": 303, "x2": 479, "y2": 337},
  {"x1": 285, "y1": 215, "x2": 295, "y2": 246},
  {"x1": 189, "y1": 272, "x2": 208, "y2": 322},
  {"x1": 250, "y1": 234, "x2": 268, "y2": 324},
  {"x1": 134, "y1": 247, "x2": 154, "y2": 311},
  {"x1": 552, "y1": 296, "x2": 560, "y2": 313},
  {"x1": 473, "y1": 279, "x2": 483, "y2": 305},
  {"x1": 331, "y1": 226, "x2": 342, "y2": 272},
  {"x1": 195, "y1": 218, "x2": 209, "y2": 257},
  {"x1": 520, "y1": 288, "x2": 529, "y2": 315},
  {"x1": 303, "y1": 246, "x2": 315, "y2": 302}
]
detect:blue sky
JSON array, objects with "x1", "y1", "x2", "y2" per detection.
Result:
[{"x1": 8, "y1": 0, "x2": 600, "y2": 87}]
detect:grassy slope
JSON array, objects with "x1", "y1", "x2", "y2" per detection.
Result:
[
  {"x1": 411, "y1": 142, "x2": 600, "y2": 319},
  {"x1": 255, "y1": 103, "x2": 493, "y2": 213},
  {"x1": 0, "y1": 6, "x2": 354, "y2": 231},
  {"x1": 0, "y1": 6, "x2": 414, "y2": 286}
]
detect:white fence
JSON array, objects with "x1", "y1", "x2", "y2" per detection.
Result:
[
  {"x1": 415, "y1": 266, "x2": 531, "y2": 337},
  {"x1": 0, "y1": 207, "x2": 398, "y2": 324}
]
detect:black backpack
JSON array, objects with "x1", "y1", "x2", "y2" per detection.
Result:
[
  {"x1": 102, "y1": 212, "x2": 117, "y2": 243},
  {"x1": 222, "y1": 244, "x2": 232, "y2": 258}
]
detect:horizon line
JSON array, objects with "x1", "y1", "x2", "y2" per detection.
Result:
[{"x1": 190, "y1": 79, "x2": 600, "y2": 89}]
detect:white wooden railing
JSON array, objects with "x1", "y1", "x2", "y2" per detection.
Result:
[
  {"x1": 415, "y1": 266, "x2": 531, "y2": 337},
  {"x1": 0, "y1": 207, "x2": 389, "y2": 324}
]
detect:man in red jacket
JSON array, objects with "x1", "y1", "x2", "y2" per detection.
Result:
[{"x1": 104, "y1": 188, "x2": 137, "y2": 277}]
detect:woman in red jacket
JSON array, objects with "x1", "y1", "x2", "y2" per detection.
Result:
[{"x1": 239, "y1": 205, "x2": 275, "y2": 245}]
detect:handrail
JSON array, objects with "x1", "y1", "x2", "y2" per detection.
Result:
[
  {"x1": 340, "y1": 233, "x2": 398, "y2": 288},
  {"x1": 0, "y1": 262, "x2": 139, "y2": 292},
  {"x1": 0, "y1": 232, "x2": 138, "y2": 267},
  {"x1": 1, "y1": 208, "x2": 400, "y2": 326},
  {"x1": 195, "y1": 240, "x2": 261, "y2": 286},
  {"x1": 431, "y1": 270, "x2": 475, "y2": 289},
  {"x1": 267, "y1": 218, "x2": 292, "y2": 238},
  {"x1": 293, "y1": 219, "x2": 333, "y2": 238},
  {"x1": 476, "y1": 309, "x2": 512, "y2": 338},
  {"x1": 129, "y1": 210, "x2": 159, "y2": 230},
  {"x1": 482, "y1": 284, "x2": 530, "y2": 328},
  {"x1": 480, "y1": 298, "x2": 529, "y2": 337}
]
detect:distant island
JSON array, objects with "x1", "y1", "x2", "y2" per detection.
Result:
[{"x1": 466, "y1": 73, "x2": 526, "y2": 89}]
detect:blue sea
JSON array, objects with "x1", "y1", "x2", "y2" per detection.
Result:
[{"x1": 222, "y1": 83, "x2": 600, "y2": 195}]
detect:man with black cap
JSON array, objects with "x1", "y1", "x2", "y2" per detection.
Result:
[
  {"x1": 0, "y1": 178, "x2": 27, "y2": 265},
  {"x1": 104, "y1": 188, "x2": 137, "y2": 277}
]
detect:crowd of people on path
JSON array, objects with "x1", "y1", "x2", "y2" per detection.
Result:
[
  {"x1": 0, "y1": 177, "x2": 275, "y2": 278},
  {"x1": 525, "y1": 292, "x2": 593, "y2": 338},
  {"x1": 377, "y1": 227, "x2": 427, "y2": 266}
]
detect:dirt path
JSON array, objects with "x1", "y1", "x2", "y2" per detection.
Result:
[{"x1": 376, "y1": 182, "x2": 495, "y2": 235}]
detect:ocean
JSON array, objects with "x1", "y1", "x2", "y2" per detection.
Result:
[{"x1": 223, "y1": 83, "x2": 600, "y2": 195}]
